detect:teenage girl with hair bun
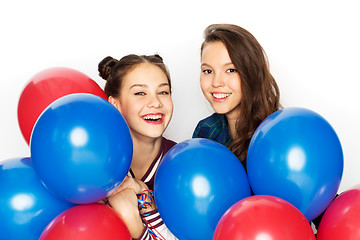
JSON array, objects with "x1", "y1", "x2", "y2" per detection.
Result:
[{"x1": 99, "y1": 54, "x2": 178, "y2": 240}]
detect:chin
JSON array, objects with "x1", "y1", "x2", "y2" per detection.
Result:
[
  {"x1": 212, "y1": 107, "x2": 230, "y2": 115},
  {"x1": 145, "y1": 131, "x2": 164, "y2": 139},
  {"x1": 147, "y1": 135, "x2": 164, "y2": 141}
]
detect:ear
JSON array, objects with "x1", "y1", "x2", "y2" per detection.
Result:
[{"x1": 108, "y1": 96, "x2": 123, "y2": 113}]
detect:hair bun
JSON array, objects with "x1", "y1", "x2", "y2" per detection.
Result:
[
  {"x1": 154, "y1": 54, "x2": 163, "y2": 61},
  {"x1": 98, "y1": 56, "x2": 118, "y2": 80},
  {"x1": 141, "y1": 54, "x2": 164, "y2": 63}
]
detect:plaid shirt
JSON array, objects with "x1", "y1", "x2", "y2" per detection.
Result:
[{"x1": 192, "y1": 113, "x2": 232, "y2": 147}]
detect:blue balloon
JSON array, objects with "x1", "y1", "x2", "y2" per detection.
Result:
[
  {"x1": 30, "y1": 93, "x2": 132, "y2": 204},
  {"x1": 154, "y1": 138, "x2": 251, "y2": 240},
  {"x1": 247, "y1": 107, "x2": 343, "y2": 221},
  {"x1": 0, "y1": 157, "x2": 75, "y2": 240}
]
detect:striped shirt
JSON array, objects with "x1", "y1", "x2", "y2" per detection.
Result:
[
  {"x1": 135, "y1": 209, "x2": 178, "y2": 240},
  {"x1": 130, "y1": 137, "x2": 178, "y2": 240},
  {"x1": 128, "y1": 137, "x2": 176, "y2": 191}
]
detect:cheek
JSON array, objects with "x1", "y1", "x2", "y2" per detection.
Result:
[
  {"x1": 164, "y1": 98, "x2": 174, "y2": 114},
  {"x1": 200, "y1": 77, "x2": 210, "y2": 93},
  {"x1": 121, "y1": 100, "x2": 140, "y2": 117},
  {"x1": 229, "y1": 77, "x2": 242, "y2": 94}
]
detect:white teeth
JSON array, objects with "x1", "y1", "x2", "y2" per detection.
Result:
[
  {"x1": 212, "y1": 93, "x2": 231, "y2": 99},
  {"x1": 143, "y1": 114, "x2": 162, "y2": 120}
]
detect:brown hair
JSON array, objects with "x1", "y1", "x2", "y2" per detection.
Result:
[
  {"x1": 98, "y1": 54, "x2": 171, "y2": 98},
  {"x1": 202, "y1": 24, "x2": 282, "y2": 166}
]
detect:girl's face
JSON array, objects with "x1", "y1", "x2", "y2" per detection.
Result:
[
  {"x1": 200, "y1": 41, "x2": 242, "y2": 119},
  {"x1": 111, "y1": 63, "x2": 173, "y2": 140}
]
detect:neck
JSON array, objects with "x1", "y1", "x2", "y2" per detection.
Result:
[
  {"x1": 225, "y1": 106, "x2": 241, "y2": 139},
  {"x1": 130, "y1": 134, "x2": 163, "y2": 179}
]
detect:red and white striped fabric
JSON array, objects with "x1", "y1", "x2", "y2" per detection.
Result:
[{"x1": 134, "y1": 209, "x2": 178, "y2": 240}]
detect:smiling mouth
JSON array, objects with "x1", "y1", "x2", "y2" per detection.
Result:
[
  {"x1": 212, "y1": 93, "x2": 231, "y2": 102},
  {"x1": 141, "y1": 113, "x2": 164, "y2": 124}
]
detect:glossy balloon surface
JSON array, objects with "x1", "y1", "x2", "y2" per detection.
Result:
[
  {"x1": 0, "y1": 157, "x2": 74, "y2": 239},
  {"x1": 213, "y1": 195, "x2": 316, "y2": 240},
  {"x1": 18, "y1": 67, "x2": 107, "y2": 145},
  {"x1": 31, "y1": 93, "x2": 132, "y2": 204},
  {"x1": 155, "y1": 138, "x2": 251, "y2": 240},
  {"x1": 40, "y1": 203, "x2": 131, "y2": 240},
  {"x1": 247, "y1": 107, "x2": 343, "y2": 221},
  {"x1": 317, "y1": 185, "x2": 360, "y2": 240}
]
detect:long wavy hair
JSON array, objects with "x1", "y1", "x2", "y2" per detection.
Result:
[{"x1": 201, "y1": 24, "x2": 282, "y2": 166}]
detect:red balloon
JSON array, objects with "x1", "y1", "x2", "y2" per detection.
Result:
[
  {"x1": 317, "y1": 185, "x2": 360, "y2": 240},
  {"x1": 40, "y1": 203, "x2": 131, "y2": 240},
  {"x1": 213, "y1": 195, "x2": 315, "y2": 240},
  {"x1": 17, "y1": 67, "x2": 107, "y2": 145}
]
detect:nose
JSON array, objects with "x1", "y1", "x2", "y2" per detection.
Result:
[
  {"x1": 212, "y1": 73, "x2": 225, "y2": 88},
  {"x1": 147, "y1": 94, "x2": 163, "y2": 108}
]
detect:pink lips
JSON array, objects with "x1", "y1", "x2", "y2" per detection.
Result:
[
  {"x1": 141, "y1": 113, "x2": 164, "y2": 125},
  {"x1": 212, "y1": 92, "x2": 231, "y2": 102}
]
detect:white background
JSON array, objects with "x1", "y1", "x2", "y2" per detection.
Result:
[{"x1": 0, "y1": 0, "x2": 359, "y2": 192}]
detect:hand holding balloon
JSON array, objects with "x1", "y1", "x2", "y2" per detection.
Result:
[{"x1": 109, "y1": 176, "x2": 148, "y2": 197}]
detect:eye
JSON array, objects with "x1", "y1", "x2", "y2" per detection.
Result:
[
  {"x1": 202, "y1": 69, "x2": 213, "y2": 74},
  {"x1": 134, "y1": 92, "x2": 146, "y2": 96},
  {"x1": 159, "y1": 91, "x2": 170, "y2": 95},
  {"x1": 226, "y1": 68, "x2": 237, "y2": 73}
]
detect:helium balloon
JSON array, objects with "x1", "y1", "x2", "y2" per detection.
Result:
[
  {"x1": 18, "y1": 67, "x2": 107, "y2": 145},
  {"x1": 0, "y1": 157, "x2": 75, "y2": 240},
  {"x1": 31, "y1": 93, "x2": 132, "y2": 204},
  {"x1": 213, "y1": 195, "x2": 316, "y2": 240},
  {"x1": 247, "y1": 107, "x2": 343, "y2": 221},
  {"x1": 154, "y1": 138, "x2": 251, "y2": 240},
  {"x1": 40, "y1": 203, "x2": 131, "y2": 240},
  {"x1": 317, "y1": 185, "x2": 360, "y2": 240}
]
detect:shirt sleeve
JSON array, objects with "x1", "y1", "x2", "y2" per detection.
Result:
[
  {"x1": 134, "y1": 209, "x2": 178, "y2": 240},
  {"x1": 132, "y1": 226, "x2": 153, "y2": 240},
  {"x1": 192, "y1": 121, "x2": 202, "y2": 138}
]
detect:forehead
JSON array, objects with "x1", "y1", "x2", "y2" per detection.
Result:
[
  {"x1": 201, "y1": 41, "x2": 231, "y2": 63},
  {"x1": 123, "y1": 63, "x2": 169, "y2": 87}
]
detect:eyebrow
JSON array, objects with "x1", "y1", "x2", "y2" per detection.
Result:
[
  {"x1": 201, "y1": 62, "x2": 234, "y2": 68},
  {"x1": 201, "y1": 63, "x2": 211, "y2": 68},
  {"x1": 130, "y1": 83, "x2": 169, "y2": 89},
  {"x1": 130, "y1": 84, "x2": 147, "y2": 89}
]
